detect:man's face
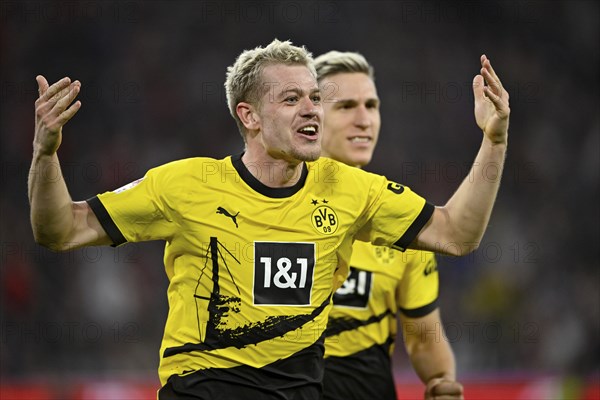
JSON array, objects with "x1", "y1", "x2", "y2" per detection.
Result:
[
  {"x1": 254, "y1": 64, "x2": 323, "y2": 162},
  {"x1": 320, "y1": 72, "x2": 380, "y2": 167}
]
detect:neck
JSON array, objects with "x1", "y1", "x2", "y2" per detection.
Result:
[{"x1": 241, "y1": 151, "x2": 305, "y2": 188}]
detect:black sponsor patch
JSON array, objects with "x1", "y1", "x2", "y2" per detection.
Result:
[
  {"x1": 333, "y1": 267, "x2": 373, "y2": 309},
  {"x1": 254, "y1": 242, "x2": 315, "y2": 306}
]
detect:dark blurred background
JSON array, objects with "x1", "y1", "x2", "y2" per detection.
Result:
[{"x1": 1, "y1": 1, "x2": 598, "y2": 399}]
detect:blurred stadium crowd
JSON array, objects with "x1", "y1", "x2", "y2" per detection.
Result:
[{"x1": 1, "y1": 1, "x2": 598, "y2": 398}]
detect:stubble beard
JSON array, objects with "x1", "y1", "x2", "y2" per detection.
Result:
[{"x1": 289, "y1": 144, "x2": 321, "y2": 162}]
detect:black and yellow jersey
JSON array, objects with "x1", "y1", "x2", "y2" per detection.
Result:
[
  {"x1": 86, "y1": 154, "x2": 433, "y2": 387},
  {"x1": 325, "y1": 242, "x2": 439, "y2": 357},
  {"x1": 323, "y1": 241, "x2": 438, "y2": 399}
]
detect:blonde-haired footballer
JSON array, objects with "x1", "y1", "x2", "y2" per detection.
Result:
[
  {"x1": 316, "y1": 50, "x2": 464, "y2": 400},
  {"x1": 29, "y1": 38, "x2": 508, "y2": 399}
]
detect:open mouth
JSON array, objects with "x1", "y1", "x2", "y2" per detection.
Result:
[{"x1": 297, "y1": 124, "x2": 319, "y2": 138}]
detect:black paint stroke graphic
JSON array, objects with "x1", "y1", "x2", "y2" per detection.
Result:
[{"x1": 164, "y1": 237, "x2": 329, "y2": 358}]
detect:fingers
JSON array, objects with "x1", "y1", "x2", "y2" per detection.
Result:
[
  {"x1": 478, "y1": 69, "x2": 509, "y2": 114},
  {"x1": 49, "y1": 81, "x2": 81, "y2": 128},
  {"x1": 479, "y1": 55, "x2": 506, "y2": 101},
  {"x1": 472, "y1": 74, "x2": 485, "y2": 99},
  {"x1": 38, "y1": 77, "x2": 71, "y2": 102},
  {"x1": 426, "y1": 378, "x2": 464, "y2": 400},
  {"x1": 483, "y1": 86, "x2": 504, "y2": 110},
  {"x1": 41, "y1": 97, "x2": 82, "y2": 133},
  {"x1": 51, "y1": 81, "x2": 81, "y2": 114},
  {"x1": 51, "y1": 82, "x2": 82, "y2": 126},
  {"x1": 55, "y1": 99, "x2": 82, "y2": 128},
  {"x1": 36, "y1": 75, "x2": 50, "y2": 97},
  {"x1": 430, "y1": 380, "x2": 464, "y2": 396},
  {"x1": 35, "y1": 78, "x2": 82, "y2": 132},
  {"x1": 36, "y1": 79, "x2": 80, "y2": 113},
  {"x1": 35, "y1": 77, "x2": 72, "y2": 117},
  {"x1": 480, "y1": 67, "x2": 502, "y2": 97},
  {"x1": 480, "y1": 54, "x2": 502, "y2": 86},
  {"x1": 477, "y1": 55, "x2": 510, "y2": 112}
]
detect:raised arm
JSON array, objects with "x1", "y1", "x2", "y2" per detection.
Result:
[
  {"x1": 29, "y1": 75, "x2": 110, "y2": 251},
  {"x1": 413, "y1": 55, "x2": 510, "y2": 256}
]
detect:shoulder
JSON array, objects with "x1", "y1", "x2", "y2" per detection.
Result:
[
  {"x1": 147, "y1": 156, "x2": 226, "y2": 179},
  {"x1": 137, "y1": 156, "x2": 230, "y2": 197},
  {"x1": 308, "y1": 157, "x2": 386, "y2": 188},
  {"x1": 151, "y1": 156, "x2": 224, "y2": 172},
  {"x1": 402, "y1": 250, "x2": 438, "y2": 278}
]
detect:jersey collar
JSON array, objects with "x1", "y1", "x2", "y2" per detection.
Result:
[{"x1": 231, "y1": 153, "x2": 308, "y2": 198}]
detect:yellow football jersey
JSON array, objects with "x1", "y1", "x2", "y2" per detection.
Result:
[
  {"x1": 324, "y1": 242, "x2": 439, "y2": 359},
  {"x1": 86, "y1": 154, "x2": 433, "y2": 386},
  {"x1": 323, "y1": 243, "x2": 438, "y2": 400}
]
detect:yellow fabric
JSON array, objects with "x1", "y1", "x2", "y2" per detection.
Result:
[
  {"x1": 95, "y1": 156, "x2": 428, "y2": 385},
  {"x1": 325, "y1": 241, "x2": 438, "y2": 358}
]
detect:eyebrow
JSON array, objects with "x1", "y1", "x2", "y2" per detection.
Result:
[
  {"x1": 278, "y1": 86, "x2": 320, "y2": 99},
  {"x1": 332, "y1": 98, "x2": 379, "y2": 106}
]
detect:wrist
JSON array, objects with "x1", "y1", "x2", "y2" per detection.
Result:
[
  {"x1": 427, "y1": 374, "x2": 455, "y2": 384},
  {"x1": 32, "y1": 149, "x2": 58, "y2": 165},
  {"x1": 483, "y1": 128, "x2": 508, "y2": 146},
  {"x1": 33, "y1": 141, "x2": 57, "y2": 158},
  {"x1": 483, "y1": 135, "x2": 508, "y2": 149}
]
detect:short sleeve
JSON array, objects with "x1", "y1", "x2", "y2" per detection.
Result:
[
  {"x1": 356, "y1": 178, "x2": 434, "y2": 251},
  {"x1": 86, "y1": 164, "x2": 180, "y2": 245},
  {"x1": 397, "y1": 251, "x2": 439, "y2": 317}
]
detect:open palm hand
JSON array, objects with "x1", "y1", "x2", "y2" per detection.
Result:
[{"x1": 473, "y1": 55, "x2": 510, "y2": 145}]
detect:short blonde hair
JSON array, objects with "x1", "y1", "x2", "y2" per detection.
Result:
[
  {"x1": 314, "y1": 51, "x2": 375, "y2": 81},
  {"x1": 225, "y1": 39, "x2": 316, "y2": 137}
]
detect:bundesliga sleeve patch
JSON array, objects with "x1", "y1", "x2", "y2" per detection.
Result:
[
  {"x1": 253, "y1": 242, "x2": 315, "y2": 306},
  {"x1": 113, "y1": 177, "x2": 144, "y2": 194}
]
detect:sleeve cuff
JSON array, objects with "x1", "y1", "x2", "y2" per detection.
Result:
[
  {"x1": 86, "y1": 196, "x2": 127, "y2": 247},
  {"x1": 399, "y1": 299, "x2": 439, "y2": 318},
  {"x1": 393, "y1": 202, "x2": 435, "y2": 252}
]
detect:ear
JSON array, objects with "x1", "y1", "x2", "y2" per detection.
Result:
[{"x1": 236, "y1": 102, "x2": 260, "y2": 131}]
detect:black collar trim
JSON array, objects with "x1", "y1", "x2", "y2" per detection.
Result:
[{"x1": 231, "y1": 153, "x2": 308, "y2": 198}]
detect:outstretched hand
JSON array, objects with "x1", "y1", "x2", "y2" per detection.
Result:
[
  {"x1": 473, "y1": 55, "x2": 510, "y2": 145},
  {"x1": 425, "y1": 377, "x2": 464, "y2": 400},
  {"x1": 34, "y1": 75, "x2": 81, "y2": 155}
]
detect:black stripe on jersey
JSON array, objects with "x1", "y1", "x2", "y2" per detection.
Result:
[
  {"x1": 86, "y1": 196, "x2": 127, "y2": 246},
  {"x1": 393, "y1": 201, "x2": 435, "y2": 251},
  {"x1": 160, "y1": 336, "x2": 325, "y2": 399},
  {"x1": 231, "y1": 153, "x2": 308, "y2": 198},
  {"x1": 399, "y1": 300, "x2": 439, "y2": 318},
  {"x1": 325, "y1": 309, "x2": 394, "y2": 338},
  {"x1": 164, "y1": 294, "x2": 331, "y2": 357}
]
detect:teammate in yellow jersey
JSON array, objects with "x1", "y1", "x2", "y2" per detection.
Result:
[
  {"x1": 316, "y1": 51, "x2": 464, "y2": 400},
  {"x1": 29, "y1": 39, "x2": 508, "y2": 399}
]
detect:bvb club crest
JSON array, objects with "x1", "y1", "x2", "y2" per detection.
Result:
[
  {"x1": 374, "y1": 246, "x2": 395, "y2": 264},
  {"x1": 310, "y1": 199, "x2": 338, "y2": 235}
]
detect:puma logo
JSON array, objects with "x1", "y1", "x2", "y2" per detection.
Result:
[{"x1": 216, "y1": 207, "x2": 239, "y2": 228}]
